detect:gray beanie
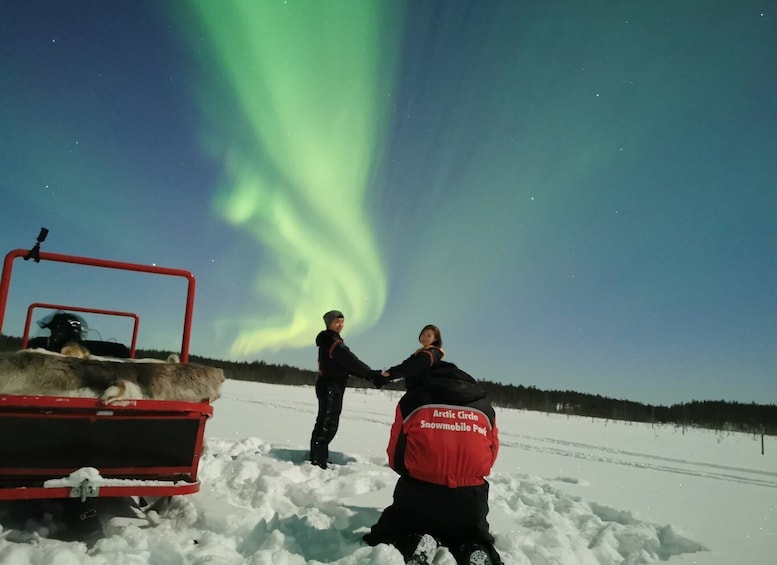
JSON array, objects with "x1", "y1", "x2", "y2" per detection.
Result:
[{"x1": 323, "y1": 310, "x2": 344, "y2": 328}]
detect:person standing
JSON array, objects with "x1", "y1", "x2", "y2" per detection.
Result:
[
  {"x1": 363, "y1": 341, "x2": 503, "y2": 565},
  {"x1": 383, "y1": 324, "x2": 445, "y2": 389},
  {"x1": 309, "y1": 310, "x2": 383, "y2": 469}
]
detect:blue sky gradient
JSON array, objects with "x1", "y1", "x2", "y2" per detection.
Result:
[{"x1": 1, "y1": 1, "x2": 775, "y2": 405}]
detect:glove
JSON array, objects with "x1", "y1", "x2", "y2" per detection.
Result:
[{"x1": 369, "y1": 370, "x2": 386, "y2": 389}]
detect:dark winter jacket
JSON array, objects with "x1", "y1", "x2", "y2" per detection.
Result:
[
  {"x1": 316, "y1": 329, "x2": 377, "y2": 385},
  {"x1": 386, "y1": 346, "x2": 444, "y2": 389},
  {"x1": 387, "y1": 361, "x2": 499, "y2": 488}
]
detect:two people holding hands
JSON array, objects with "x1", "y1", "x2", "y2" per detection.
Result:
[{"x1": 309, "y1": 310, "x2": 503, "y2": 564}]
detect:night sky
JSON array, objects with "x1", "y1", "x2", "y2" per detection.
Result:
[{"x1": 2, "y1": 1, "x2": 775, "y2": 406}]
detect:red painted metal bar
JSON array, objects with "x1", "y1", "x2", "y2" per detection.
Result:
[
  {"x1": 0, "y1": 394, "x2": 214, "y2": 416},
  {"x1": 0, "y1": 466, "x2": 198, "y2": 478},
  {"x1": 0, "y1": 249, "x2": 196, "y2": 362},
  {"x1": 0, "y1": 482, "x2": 201, "y2": 501},
  {"x1": 22, "y1": 302, "x2": 141, "y2": 357}
]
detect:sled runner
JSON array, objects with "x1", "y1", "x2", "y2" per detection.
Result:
[{"x1": 0, "y1": 244, "x2": 218, "y2": 502}]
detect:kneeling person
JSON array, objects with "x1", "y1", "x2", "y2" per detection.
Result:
[{"x1": 363, "y1": 360, "x2": 503, "y2": 564}]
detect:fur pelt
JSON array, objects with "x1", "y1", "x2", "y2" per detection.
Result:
[
  {"x1": 0, "y1": 350, "x2": 224, "y2": 404},
  {"x1": 60, "y1": 341, "x2": 90, "y2": 359}
]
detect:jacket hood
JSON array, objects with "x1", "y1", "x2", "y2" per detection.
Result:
[{"x1": 422, "y1": 362, "x2": 486, "y2": 405}]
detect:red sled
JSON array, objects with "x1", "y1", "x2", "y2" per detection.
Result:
[{"x1": 0, "y1": 245, "x2": 214, "y2": 502}]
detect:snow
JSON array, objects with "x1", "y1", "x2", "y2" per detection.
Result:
[{"x1": 1, "y1": 379, "x2": 775, "y2": 564}]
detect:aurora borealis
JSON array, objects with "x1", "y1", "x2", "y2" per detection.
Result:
[
  {"x1": 1, "y1": 1, "x2": 775, "y2": 405},
  {"x1": 181, "y1": 1, "x2": 401, "y2": 355}
]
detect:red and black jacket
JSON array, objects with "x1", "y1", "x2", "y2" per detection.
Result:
[
  {"x1": 387, "y1": 361, "x2": 499, "y2": 488},
  {"x1": 315, "y1": 329, "x2": 375, "y2": 385}
]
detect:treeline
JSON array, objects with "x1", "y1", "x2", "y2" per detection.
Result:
[
  {"x1": 3, "y1": 335, "x2": 775, "y2": 435},
  {"x1": 142, "y1": 348, "x2": 777, "y2": 436},
  {"x1": 480, "y1": 381, "x2": 777, "y2": 436}
]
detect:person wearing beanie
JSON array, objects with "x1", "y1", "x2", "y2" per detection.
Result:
[
  {"x1": 309, "y1": 310, "x2": 385, "y2": 469},
  {"x1": 323, "y1": 309, "x2": 343, "y2": 328}
]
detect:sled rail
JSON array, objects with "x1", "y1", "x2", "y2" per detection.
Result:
[
  {"x1": 22, "y1": 302, "x2": 140, "y2": 357},
  {"x1": 0, "y1": 245, "x2": 216, "y2": 502},
  {"x1": 0, "y1": 248, "x2": 195, "y2": 362}
]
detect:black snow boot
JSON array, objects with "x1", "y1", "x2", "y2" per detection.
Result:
[
  {"x1": 405, "y1": 533, "x2": 438, "y2": 564},
  {"x1": 309, "y1": 440, "x2": 328, "y2": 469}
]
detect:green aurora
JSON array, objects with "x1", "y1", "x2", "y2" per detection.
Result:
[{"x1": 184, "y1": 1, "x2": 402, "y2": 356}]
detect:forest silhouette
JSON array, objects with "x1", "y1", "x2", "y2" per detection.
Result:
[{"x1": 2, "y1": 334, "x2": 774, "y2": 437}]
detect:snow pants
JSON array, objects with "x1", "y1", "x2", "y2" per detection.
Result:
[
  {"x1": 309, "y1": 379, "x2": 345, "y2": 468},
  {"x1": 363, "y1": 475, "x2": 502, "y2": 564}
]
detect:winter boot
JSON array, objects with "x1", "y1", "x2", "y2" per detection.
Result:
[
  {"x1": 467, "y1": 547, "x2": 491, "y2": 565},
  {"x1": 309, "y1": 440, "x2": 328, "y2": 469},
  {"x1": 406, "y1": 533, "x2": 438, "y2": 564},
  {"x1": 455, "y1": 541, "x2": 503, "y2": 565}
]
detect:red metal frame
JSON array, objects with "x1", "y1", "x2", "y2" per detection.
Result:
[
  {"x1": 0, "y1": 248, "x2": 195, "y2": 362},
  {"x1": 0, "y1": 248, "x2": 214, "y2": 501},
  {"x1": 0, "y1": 395, "x2": 213, "y2": 500},
  {"x1": 1, "y1": 483, "x2": 202, "y2": 502},
  {"x1": 22, "y1": 302, "x2": 141, "y2": 357}
]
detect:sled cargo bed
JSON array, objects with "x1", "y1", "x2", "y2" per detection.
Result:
[{"x1": 0, "y1": 394, "x2": 212, "y2": 500}]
